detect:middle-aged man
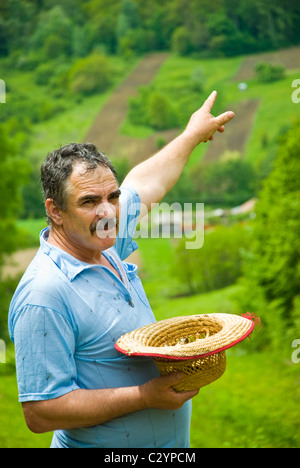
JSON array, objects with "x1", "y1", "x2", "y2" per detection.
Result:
[{"x1": 9, "y1": 91, "x2": 234, "y2": 448}]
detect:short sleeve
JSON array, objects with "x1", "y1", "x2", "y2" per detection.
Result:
[
  {"x1": 114, "y1": 186, "x2": 141, "y2": 261},
  {"x1": 13, "y1": 305, "x2": 80, "y2": 402}
]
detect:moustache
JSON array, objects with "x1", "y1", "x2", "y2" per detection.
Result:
[{"x1": 90, "y1": 217, "x2": 119, "y2": 238}]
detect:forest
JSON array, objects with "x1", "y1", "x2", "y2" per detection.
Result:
[{"x1": 1, "y1": 0, "x2": 300, "y2": 59}]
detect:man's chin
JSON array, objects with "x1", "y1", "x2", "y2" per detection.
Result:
[{"x1": 93, "y1": 228, "x2": 119, "y2": 250}]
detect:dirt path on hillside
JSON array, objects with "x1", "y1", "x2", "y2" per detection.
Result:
[
  {"x1": 234, "y1": 46, "x2": 300, "y2": 82},
  {"x1": 202, "y1": 99, "x2": 260, "y2": 163},
  {"x1": 3, "y1": 248, "x2": 39, "y2": 279},
  {"x1": 83, "y1": 52, "x2": 178, "y2": 164},
  {"x1": 203, "y1": 46, "x2": 300, "y2": 163}
]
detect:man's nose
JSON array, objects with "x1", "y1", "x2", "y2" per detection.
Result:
[{"x1": 96, "y1": 201, "x2": 116, "y2": 218}]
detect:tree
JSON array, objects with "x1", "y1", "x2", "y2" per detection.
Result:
[
  {"x1": 190, "y1": 156, "x2": 257, "y2": 206},
  {"x1": 255, "y1": 62, "x2": 286, "y2": 83},
  {"x1": 0, "y1": 124, "x2": 30, "y2": 269},
  {"x1": 116, "y1": 0, "x2": 140, "y2": 39},
  {"x1": 128, "y1": 87, "x2": 179, "y2": 130},
  {"x1": 29, "y1": 5, "x2": 73, "y2": 59},
  {"x1": 68, "y1": 53, "x2": 113, "y2": 95},
  {"x1": 237, "y1": 121, "x2": 300, "y2": 348},
  {"x1": 171, "y1": 26, "x2": 193, "y2": 56},
  {"x1": 0, "y1": 123, "x2": 31, "y2": 340},
  {"x1": 147, "y1": 92, "x2": 179, "y2": 130}
]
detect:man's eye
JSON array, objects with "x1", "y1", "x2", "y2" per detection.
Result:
[
  {"x1": 109, "y1": 195, "x2": 120, "y2": 203},
  {"x1": 82, "y1": 199, "x2": 94, "y2": 206}
]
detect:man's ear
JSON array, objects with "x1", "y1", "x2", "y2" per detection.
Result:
[{"x1": 45, "y1": 199, "x2": 63, "y2": 226}]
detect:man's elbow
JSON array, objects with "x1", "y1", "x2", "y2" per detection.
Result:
[{"x1": 22, "y1": 402, "x2": 52, "y2": 434}]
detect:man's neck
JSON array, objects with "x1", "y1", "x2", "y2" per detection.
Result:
[
  {"x1": 46, "y1": 227, "x2": 122, "y2": 281},
  {"x1": 47, "y1": 227, "x2": 102, "y2": 265}
]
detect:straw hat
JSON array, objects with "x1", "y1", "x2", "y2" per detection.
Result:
[{"x1": 115, "y1": 313, "x2": 256, "y2": 392}]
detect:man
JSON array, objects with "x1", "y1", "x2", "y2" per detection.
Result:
[{"x1": 9, "y1": 91, "x2": 234, "y2": 448}]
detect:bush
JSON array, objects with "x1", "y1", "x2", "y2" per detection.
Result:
[
  {"x1": 190, "y1": 156, "x2": 258, "y2": 206},
  {"x1": 68, "y1": 53, "x2": 112, "y2": 95},
  {"x1": 190, "y1": 67, "x2": 205, "y2": 93},
  {"x1": 171, "y1": 26, "x2": 193, "y2": 56},
  {"x1": 34, "y1": 63, "x2": 56, "y2": 86},
  {"x1": 128, "y1": 87, "x2": 179, "y2": 130},
  {"x1": 148, "y1": 92, "x2": 179, "y2": 130},
  {"x1": 173, "y1": 224, "x2": 250, "y2": 295},
  {"x1": 255, "y1": 61, "x2": 286, "y2": 83}
]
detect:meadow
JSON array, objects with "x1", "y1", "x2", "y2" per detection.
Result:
[{"x1": 137, "y1": 238, "x2": 300, "y2": 449}]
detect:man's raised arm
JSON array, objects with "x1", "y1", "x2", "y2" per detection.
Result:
[{"x1": 122, "y1": 91, "x2": 235, "y2": 217}]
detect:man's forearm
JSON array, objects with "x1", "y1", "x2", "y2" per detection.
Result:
[
  {"x1": 22, "y1": 373, "x2": 198, "y2": 434},
  {"x1": 122, "y1": 132, "x2": 195, "y2": 215},
  {"x1": 22, "y1": 386, "x2": 145, "y2": 434},
  {"x1": 122, "y1": 91, "x2": 235, "y2": 216}
]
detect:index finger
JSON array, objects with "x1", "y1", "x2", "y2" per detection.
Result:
[{"x1": 202, "y1": 90, "x2": 218, "y2": 112}]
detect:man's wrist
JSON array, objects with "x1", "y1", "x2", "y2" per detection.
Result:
[
  {"x1": 179, "y1": 129, "x2": 202, "y2": 153},
  {"x1": 138, "y1": 382, "x2": 151, "y2": 410}
]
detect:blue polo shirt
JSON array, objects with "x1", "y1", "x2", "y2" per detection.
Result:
[{"x1": 8, "y1": 186, "x2": 192, "y2": 448}]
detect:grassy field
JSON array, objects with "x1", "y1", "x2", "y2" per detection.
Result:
[
  {"x1": 138, "y1": 238, "x2": 300, "y2": 449},
  {"x1": 0, "y1": 373, "x2": 53, "y2": 448},
  {"x1": 190, "y1": 350, "x2": 300, "y2": 448}
]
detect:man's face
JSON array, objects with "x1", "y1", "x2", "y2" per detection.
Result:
[{"x1": 59, "y1": 163, "x2": 121, "y2": 254}]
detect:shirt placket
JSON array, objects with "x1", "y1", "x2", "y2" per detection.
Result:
[{"x1": 101, "y1": 250, "x2": 135, "y2": 308}]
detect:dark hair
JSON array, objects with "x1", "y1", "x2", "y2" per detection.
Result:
[{"x1": 41, "y1": 143, "x2": 118, "y2": 223}]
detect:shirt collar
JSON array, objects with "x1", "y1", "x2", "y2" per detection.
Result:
[{"x1": 40, "y1": 227, "x2": 106, "y2": 281}]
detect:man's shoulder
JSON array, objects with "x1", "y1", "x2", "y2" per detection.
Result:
[{"x1": 10, "y1": 248, "x2": 71, "y2": 313}]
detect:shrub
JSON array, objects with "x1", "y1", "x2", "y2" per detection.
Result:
[
  {"x1": 171, "y1": 26, "x2": 193, "y2": 56},
  {"x1": 173, "y1": 224, "x2": 250, "y2": 295},
  {"x1": 128, "y1": 87, "x2": 179, "y2": 130},
  {"x1": 34, "y1": 63, "x2": 56, "y2": 86},
  {"x1": 69, "y1": 53, "x2": 112, "y2": 95},
  {"x1": 255, "y1": 61, "x2": 286, "y2": 83},
  {"x1": 190, "y1": 157, "x2": 257, "y2": 206},
  {"x1": 147, "y1": 92, "x2": 179, "y2": 130}
]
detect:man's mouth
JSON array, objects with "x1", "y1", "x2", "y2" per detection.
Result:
[{"x1": 90, "y1": 217, "x2": 119, "y2": 238}]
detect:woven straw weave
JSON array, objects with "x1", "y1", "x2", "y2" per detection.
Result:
[
  {"x1": 116, "y1": 314, "x2": 253, "y2": 359},
  {"x1": 155, "y1": 351, "x2": 227, "y2": 392},
  {"x1": 116, "y1": 314, "x2": 254, "y2": 392}
]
